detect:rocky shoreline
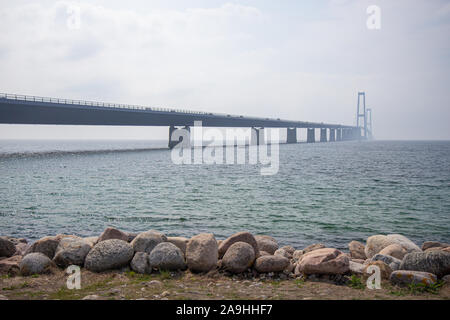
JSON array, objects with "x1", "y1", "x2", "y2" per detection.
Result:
[{"x1": 1, "y1": 228, "x2": 450, "y2": 299}]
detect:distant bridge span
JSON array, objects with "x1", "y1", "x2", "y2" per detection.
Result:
[{"x1": 0, "y1": 93, "x2": 362, "y2": 147}]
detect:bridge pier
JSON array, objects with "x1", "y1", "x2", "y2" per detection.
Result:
[
  {"x1": 168, "y1": 125, "x2": 191, "y2": 149},
  {"x1": 320, "y1": 128, "x2": 327, "y2": 142},
  {"x1": 342, "y1": 128, "x2": 349, "y2": 141},
  {"x1": 348, "y1": 128, "x2": 356, "y2": 141},
  {"x1": 354, "y1": 127, "x2": 362, "y2": 140},
  {"x1": 336, "y1": 128, "x2": 342, "y2": 141},
  {"x1": 251, "y1": 127, "x2": 264, "y2": 145},
  {"x1": 286, "y1": 128, "x2": 297, "y2": 144},
  {"x1": 342, "y1": 128, "x2": 355, "y2": 141},
  {"x1": 307, "y1": 128, "x2": 315, "y2": 143},
  {"x1": 329, "y1": 129, "x2": 336, "y2": 142}
]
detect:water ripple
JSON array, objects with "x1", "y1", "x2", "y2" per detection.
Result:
[{"x1": 0, "y1": 140, "x2": 449, "y2": 249}]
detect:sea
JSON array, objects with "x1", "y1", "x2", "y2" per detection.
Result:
[{"x1": 0, "y1": 139, "x2": 449, "y2": 250}]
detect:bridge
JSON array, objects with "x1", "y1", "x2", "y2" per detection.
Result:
[{"x1": 0, "y1": 93, "x2": 367, "y2": 148}]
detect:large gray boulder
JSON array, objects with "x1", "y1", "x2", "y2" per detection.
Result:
[
  {"x1": 130, "y1": 230, "x2": 167, "y2": 254},
  {"x1": 0, "y1": 237, "x2": 16, "y2": 257},
  {"x1": 349, "y1": 260, "x2": 365, "y2": 275},
  {"x1": 222, "y1": 242, "x2": 255, "y2": 273},
  {"x1": 84, "y1": 239, "x2": 134, "y2": 272},
  {"x1": 421, "y1": 241, "x2": 450, "y2": 251},
  {"x1": 348, "y1": 241, "x2": 366, "y2": 260},
  {"x1": 130, "y1": 252, "x2": 150, "y2": 274},
  {"x1": 3, "y1": 237, "x2": 27, "y2": 246},
  {"x1": 390, "y1": 270, "x2": 437, "y2": 286},
  {"x1": 167, "y1": 237, "x2": 189, "y2": 255},
  {"x1": 365, "y1": 234, "x2": 421, "y2": 259},
  {"x1": 148, "y1": 242, "x2": 186, "y2": 271},
  {"x1": 9, "y1": 237, "x2": 28, "y2": 245},
  {"x1": 364, "y1": 260, "x2": 393, "y2": 279},
  {"x1": 218, "y1": 231, "x2": 259, "y2": 259},
  {"x1": 303, "y1": 243, "x2": 326, "y2": 254},
  {"x1": 0, "y1": 256, "x2": 21, "y2": 275},
  {"x1": 259, "y1": 251, "x2": 271, "y2": 257},
  {"x1": 254, "y1": 255, "x2": 289, "y2": 273},
  {"x1": 14, "y1": 242, "x2": 30, "y2": 256},
  {"x1": 400, "y1": 251, "x2": 450, "y2": 278},
  {"x1": 20, "y1": 252, "x2": 54, "y2": 275},
  {"x1": 386, "y1": 234, "x2": 422, "y2": 253},
  {"x1": 24, "y1": 235, "x2": 62, "y2": 259},
  {"x1": 126, "y1": 232, "x2": 138, "y2": 243},
  {"x1": 280, "y1": 245, "x2": 295, "y2": 255},
  {"x1": 186, "y1": 233, "x2": 218, "y2": 273},
  {"x1": 83, "y1": 237, "x2": 98, "y2": 247},
  {"x1": 296, "y1": 248, "x2": 349, "y2": 275},
  {"x1": 443, "y1": 274, "x2": 450, "y2": 285},
  {"x1": 274, "y1": 248, "x2": 292, "y2": 260},
  {"x1": 370, "y1": 254, "x2": 402, "y2": 271},
  {"x1": 378, "y1": 244, "x2": 407, "y2": 260},
  {"x1": 97, "y1": 227, "x2": 129, "y2": 243},
  {"x1": 53, "y1": 237, "x2": 91, "y2": 268},
  {"x1": 292, "y1": 250, "x2": 304, "y2": 262},
  {"x1": 254, "y1": 235, "x2": 278, "y2": 255},
  {"x1": 365, "y1": 235, "x2": 389, "y2": 259}
]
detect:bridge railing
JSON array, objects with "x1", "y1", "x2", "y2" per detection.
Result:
[
  {"x1": 0, "y1": 92, "x2": 354, "y2": 128},
  {"x1": 0, "y1": 92, "x2": 216, "y2": 116}
]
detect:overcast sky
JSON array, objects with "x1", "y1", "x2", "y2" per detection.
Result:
[{"x1": 0, "y1": 0, "x2": 449, "y2": 140}]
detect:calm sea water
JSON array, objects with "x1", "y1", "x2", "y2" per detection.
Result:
[{"x1": 0, "y1": 139, "x2": 449, "y2": 250}]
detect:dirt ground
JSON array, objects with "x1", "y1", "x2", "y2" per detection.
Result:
[{"x1": 1, "y1": 269, "x2": 449, "y2": 300}]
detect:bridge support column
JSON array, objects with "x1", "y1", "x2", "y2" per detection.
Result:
[
  {"x1": 342, "y1": 128, "x2": 348, "y2": 141},
  {"x1": 336, "y1": 128, "x2": 342, "y2": 141},
  {"x1": 354, "y1": 127, "x2": 362, "y2": 140},
  {"x1": 343, "y1": 128, "x2": 353, "y2": 141},
  {"x1": 320, "y1": 128, "x2": 327, "y2": 142},
  {"x1": 307, "y1": 128, "x2": 315, "y2": 143},
  {"x1": 329, "y1": 129, "x2": 336, "y2": 142},
  {"x1": 251, "y1": 127, "x2": 264, "y2": 145},
  {"x1": 286, "y1": 128, "x2": 297, "y2": 144},
  {"x1": 347, "y1": 128, "x2": 355, "y2": 140},
  {"x1": 168, "y1": 125, "x2": 191, "y2": 149}
]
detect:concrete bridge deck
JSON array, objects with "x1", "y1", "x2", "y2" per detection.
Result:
[{"x1": 0, "y1": 93, "x2": 362, "y2": 146}]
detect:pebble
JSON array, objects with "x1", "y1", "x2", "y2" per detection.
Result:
[
  {"x1": 109, "y1": 288, "x2": 121, "y2": 295},
  {"x1": 161, "y1": 290, "x2": 170, "y2": 297},
  {"x1": 147, "y1": 280, "x2": 163, "y2": 287},
  {"x1": 82, "y1": 295, "x2": 102, "y2": 300}
]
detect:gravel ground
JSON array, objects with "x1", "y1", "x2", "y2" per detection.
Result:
[{"x1": 1, "y1": 269, "x2": 449, "y2": 300}]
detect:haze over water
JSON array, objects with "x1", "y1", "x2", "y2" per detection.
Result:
[{"x1": 0, "y1": 139, "x2": 449, "y2": 250}]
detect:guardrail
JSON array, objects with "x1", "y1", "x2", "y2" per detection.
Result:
[
  {"x1": 0, "y1": 92, "x2": 354, "y2": 128},
  {"x1": 0, "y1": 92, "x2": 212, "y2": 115}
]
